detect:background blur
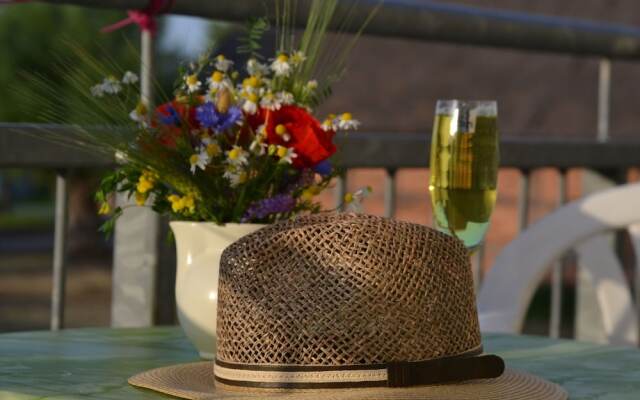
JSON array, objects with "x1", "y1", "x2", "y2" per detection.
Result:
[{"x1": 1, "y1": 1, "x2": 639, "y2": 333}]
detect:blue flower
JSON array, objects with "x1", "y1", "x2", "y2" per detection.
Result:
[
  {"x1": 158, "y1": 104, "x2": 181, "y2": 126},
  {"x1": 196, "y1": 102, "x2": 243, "y2": 133},
  {"x1": 313, "y1": 160, "x2": 332, "y2": 176}
]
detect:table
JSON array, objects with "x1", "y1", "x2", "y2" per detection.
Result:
[{"x1": 1, "y1": 327, "x2": 640, "y2": 399}]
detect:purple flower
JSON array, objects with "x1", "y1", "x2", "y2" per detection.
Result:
[
  {"x1": 195, "y1": 102, "x2": 243, "y2": 133},
  {"x1": 241, "y1": 194, "x2": 296, "y2": 222}
]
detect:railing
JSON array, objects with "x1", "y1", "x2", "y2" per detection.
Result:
[{"x1": 5, "y1": 0, "x2": 640, "y2": 337}]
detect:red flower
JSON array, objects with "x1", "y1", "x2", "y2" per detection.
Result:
[
  {"x1": 263, "y1": 106, "x2": 336, "y2": 169},
  {"x1": 154, "y1": 101, "x2": 200, "y2": 148}
]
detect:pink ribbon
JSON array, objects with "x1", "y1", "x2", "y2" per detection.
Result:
[{"x1": 101, "y1": 0, "x2": 174, "y2": 35}]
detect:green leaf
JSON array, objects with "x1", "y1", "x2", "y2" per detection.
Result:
[{"x1": 237, "y1": 17, "x2": 270, "y2": 59}]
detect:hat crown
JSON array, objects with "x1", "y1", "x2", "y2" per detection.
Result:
[{"x1": 216, "y1": 213, "x2": 480, "y2": 366}]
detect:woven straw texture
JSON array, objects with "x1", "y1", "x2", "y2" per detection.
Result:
[
  {"x1": 128, "y1": 362, "x2": 568, "y2": 400},
  {"x1": 216, "y1": 213, "x2": 481, "y2": 366}
]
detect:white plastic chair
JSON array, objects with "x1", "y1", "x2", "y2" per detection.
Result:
[{"x1": 477, "y1": 182, "x2": 640, "y2": 345}]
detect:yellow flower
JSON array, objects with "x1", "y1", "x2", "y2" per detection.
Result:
[
  {"x1": 186, "y1": 74, "x2": 198, "y2": 85},
  {"x1": 137, "y1": 173, "x2": 155, "y2": 194},
  {"x1": 275, "y1": 124, "x2": 287, "y2": 136},
  {"x1": 276, "y1": 145, "x2": 288, "y2": 158},
  {"x1": 275, "y1": 124, "x2": 291, "y2": 142},
  {"x1": 301, "y1": 186, "x2": 322, "y2": 202},
  {"x1": 228, "y1": 146, "x2": 242, "y2": 161},
  {"x1": 267, "y1": 144, "x2": 277, "y2": 156},
  {"x1": 211, "y1": 71, "x2": 224, "y2": 83},
  {"x1": 341, "y1": 112, "x2": 352, "y2": 121},
  {"x1": 246, "y1": 92, "x2": 259, "y2": 103},
  {"x1": 98, "y1": 202, "x2": 110, "y2": 215},
  {"x1": 344, "y1": 193, "x2": 354, "y2": 204},
  {"x1": 276, "y1": 54, "x2": 289, "y2": 63},
  {"x1": 243, "y1": 76, "x2": 260, "y2": 88},
  {"x1": 168, "y1": 194, "x2": 196, "y2": 214},
  {"x1": 168, "y1": 194, "x2": 183, "y2": 213},
  {"x1": 182, "y1": 194, "x2": 196, "y2": 214},
  {"x1": 206, "y1": 143, "x2": 221, "y2": 157},
  {"x1": 189, "y1": 154, "x2": 200, "y2": 165},
  {"x1": 135, "y1": 192, "x2": 147, "y2": 206},
  {"x1": 135, "y1": 101, "x2": 148, "y2": 116}
]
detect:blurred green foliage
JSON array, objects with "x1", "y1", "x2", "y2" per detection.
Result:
[{"x1": 0, "y1": 4, "x2": 141, "y2": 122}]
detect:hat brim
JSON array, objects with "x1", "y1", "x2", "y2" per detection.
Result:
[{"x1": 129, "y1": 362, "x2": 568, "y2": 400}]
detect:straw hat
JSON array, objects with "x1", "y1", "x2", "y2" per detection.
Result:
[{"x1": 130, "y1": 213, "x2": 567, "y2": 400}]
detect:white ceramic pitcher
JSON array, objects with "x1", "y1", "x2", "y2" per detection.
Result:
[{"x1": 170, "y1": 222, "x2": 265, "y2": 359}]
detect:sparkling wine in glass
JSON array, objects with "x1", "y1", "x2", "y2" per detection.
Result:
[{"x1": 429, "y1": 100, "x2": 499, "y2": 250}]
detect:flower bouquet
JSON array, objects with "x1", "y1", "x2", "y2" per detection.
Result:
[
  {"x1": 26, "y1": 0, "x2": 378, "y2": 357},
  {"x1": 27, "y1": 1, "x2": 377, "y2": 233}
]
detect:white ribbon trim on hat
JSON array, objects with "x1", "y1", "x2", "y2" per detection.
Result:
[{"x1": 214, "y1": 363, "x2": 388, "y2": 384}]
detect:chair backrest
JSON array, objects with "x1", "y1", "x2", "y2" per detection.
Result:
[{"x1": 477, "y1": 182, "x2": 640, "y2": 344}]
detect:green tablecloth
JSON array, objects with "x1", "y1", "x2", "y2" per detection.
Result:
[{"x1": 0, "y1": 327, "x2": 639, "y2": 399}]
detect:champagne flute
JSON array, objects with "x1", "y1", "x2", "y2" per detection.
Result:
[{"x1": 429, "y1": 100, "x2": 499, "y2": 251}]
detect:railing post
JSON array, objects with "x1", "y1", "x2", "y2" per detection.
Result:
[
  {"x1": 51, "y1": 170, "x2": 69, "y2": 331},
  {"x1": 111, "y1": 29, "x2": 161, "y2": 327},
  {"x1": 597, "y1": 58, "x2": 611, "y2": 142},
  {"x1": 549, "y1": 169, "x2": 567, "y2": 338},
  {"x1": 472, "y1": 244, "x2": 485, "y2": 293},
  {"x1": 518, "y1": 169, "x2": 531, "y2": 231},
  {"x1": 334, "y1": 174, "x2": 347, "y2": 211},
  {"x1": 575, "y1": 57, "x2": 614, "y2": 342},
  {"x1": 384, "y1": 168, "x2": 397, "y2": 218}
]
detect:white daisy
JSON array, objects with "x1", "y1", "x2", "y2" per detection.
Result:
[
  {"x1": 90, "y1": 84, "x2": 105, "y2": 98},
  {"x1": 306, "y1": 80, "x2": 318, "y2": 91},
  {"x1": 226, "y1": 145, "x2": 249, "y2": 166},
  {"x1": 184, "y1": 74, "x2": 202, "y2": 93},
  {"x1": 260, "y1": 92, "x2": 282, "y2": 111},
  {"x1": 345, "y1": 186, "x2": 372, "y2": 213},
  {"x1": 247, "y1": 58, "x2": 270, "y2": 76},
  {"x1": 243, "y1": 98, "x2": 258, "y2": 115},
  {"x1": 276, "y1": 91, "x2": 294, "y2": 105},
  {"x1": 223, "y1": 166, "x2": 248, "y2": 188},
  {"x1": 122, "y1": 71, "x2": 139, "y2": 85},
  {"x1": 129, "y1": 102, "x2": 148, "y2": 127},
  {"x1": 291, "y1": 51, "x2": 307, "y2": 66},
  {"x1": 214, "y1": 55, "x2": 234, "y2": 72},
  {"x1": 271, "y1": 54, "x2": 291, "y2": 77},
  {"x1": 249, "y1": 136, "x2": 267, "y2": 156},
  {"x1": 189, "y1": 149, "x2": 209, "y2": 174},
  {"x1": 321, "y1": 114, "x2": 338, "y2": 131},
  {"x1": 200, "y1": 134, "x2": 214, "y2": 146},
  {"x1": 241, "y1": 75, "x2": 262, "y2": 93},
  {"x1": 101, "y1": 76, "x2": 122, "y2": 95},
  {"x1": 204, "y1": 89, "x2": 217, "y2": 103},
  {"x1": 338, "y1": 112, "x2": 360, "y2": 130},
  {"x1": 276, "y1": 145, "x2": 297, "y2": 165},
  {"x1": 207, "y1": 71, "x2": 231, "y2": 92}
]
